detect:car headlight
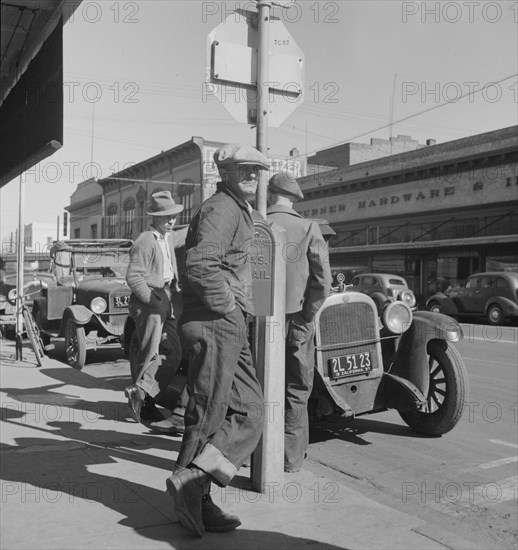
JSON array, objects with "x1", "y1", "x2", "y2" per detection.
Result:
[
  {"x1": 90, "y1": 297, "x2": 107, "y2": 314},
  {"x1": 381, "y1": 301, "x2": 412, "y2": 334},
  {"x1": 399, "y1": 289, "x2": 416, "y2": 308}
]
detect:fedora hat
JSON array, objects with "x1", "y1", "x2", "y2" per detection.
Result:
[
  {"x1": 146, "y1": 191, "x2": 184, "y2": 216},
  {"x1": 214, "y1": 143, "x2": 270, "y2": 170},
  {"x1": 268, "y1": 172, "x2": 304, "y2": 200}
]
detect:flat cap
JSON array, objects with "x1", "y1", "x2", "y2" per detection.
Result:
[
  {"x1": 214, "y1": 143, "x2": 270, "y2": 170},
  {"x1": 268, "y1": 172, "x2": 304, "y2": 200}
]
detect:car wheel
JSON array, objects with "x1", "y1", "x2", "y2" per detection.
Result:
[
  {"x1": 64, "y1": 319, "x2": 86, "y2": 370},
  {"x1": 399, "y1": 339, "x2": 468, "y2": 436},
  {"x1": 427, "y1": 301, "x2": 442, "y2": 314},
  {"x1": 487, "y1": 304, "x2": 504, "y2": 325}
]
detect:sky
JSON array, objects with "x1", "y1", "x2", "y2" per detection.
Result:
[{"x1": 1, "y1": 0, "x2": 517, "y2": 239}]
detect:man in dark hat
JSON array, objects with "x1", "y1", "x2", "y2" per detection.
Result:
[
  {"x1": 267, "y1": 172, "x2": 332, "y2": 473},
  {"x1": 124, "y1": 190, "x2": 187, "y2": 433},
  {"x1": 165, "y1": 143, "x2": 269, "y2": 537}
]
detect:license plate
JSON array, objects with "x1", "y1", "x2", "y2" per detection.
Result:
[
  {"x1": 328, "y1": 351, "x2": 372, "y2": 379},
  {"x1": 114, "y1": 295, "x2": 130, "y2": 308}
]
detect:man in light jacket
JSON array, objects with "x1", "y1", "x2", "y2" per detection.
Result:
[{"x1": 124, "y1": 191, "x2": 186, "y2": 431}]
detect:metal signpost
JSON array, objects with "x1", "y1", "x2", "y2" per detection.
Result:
[{"x1": 207, "y1": 1, "x2": 304, "y2": 491}]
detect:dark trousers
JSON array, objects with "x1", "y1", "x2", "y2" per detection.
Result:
[
  {"x1": 284, "y1": 312, "x2": 316, "y2": 472},
  {"x1": 129, "y1": 288, "x2": 182, "y2": 400},
  {"x1": 175, "y1": 306, "x2": 263, "y2": 486}
]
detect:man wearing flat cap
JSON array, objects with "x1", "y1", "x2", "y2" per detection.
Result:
[
  {"x1": 124, "y1": 191, "x2": 187, "y2": 433},
  {"x1": 267, "y1": 172, "x2": 332, "y2": 473},
  {"x1": 166, "y1": 143, "x2": 269, "y2": 537}
]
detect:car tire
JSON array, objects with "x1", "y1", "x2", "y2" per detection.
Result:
[
  {"x1": 65, "y1": 319, "x2": 86, "y2": 370},
  {"x1": 486, "y1": 304, "x2": 504, "y2": 326},
  {"x1": 399, "y1": 339, "x2": 468, "y2": 436},
  {"x1": 427, "y1": 301, "x2": 442, "y2": 314}
]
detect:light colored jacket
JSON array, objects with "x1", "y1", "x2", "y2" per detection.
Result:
[
  {"x1": 267, "y1": 205, "x2": 332, "y2": 320},
  {"x1": 126, "y1": 227, "x2": 187, "y2": 304}
]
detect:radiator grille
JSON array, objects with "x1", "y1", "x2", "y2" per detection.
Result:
[{"x1": 318, "y1": 302, "x2": 379, "y2": 379}]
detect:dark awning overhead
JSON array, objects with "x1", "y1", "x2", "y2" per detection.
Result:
[{"x1": 0, "y1": 1, "x2": 81, "y2": 188}]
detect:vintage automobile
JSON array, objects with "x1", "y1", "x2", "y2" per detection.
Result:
[
  {"x1": 426, "y1": 271, "x2": 518, "y2": 325},
  {"x1": 0, "y1": 272, "x2": 57, "y2": 338},
  {"x1": 349, "y1": 272, "x2": 417, "y2": 313},
  {"x1": 310, "y1": 274, "x2": 468, "y2": 436},
  {"x1": 32, "y1": 239, "x2": 133, "y2": 370}
]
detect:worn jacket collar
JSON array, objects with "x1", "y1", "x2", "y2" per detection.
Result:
[
  {"x1": 267, "y1": 204, "x2": 302, "y2": 218},
  {"x1": 217, "y1": 182, "x2": 253, "y2": 214}
]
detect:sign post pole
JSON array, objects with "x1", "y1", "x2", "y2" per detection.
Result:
[
  {"x1": 256, "y1": 0, "x2": 271, "y2": 219},
  {"x1": 251, "y1": 221, "x2": 286, "y2": 492}
]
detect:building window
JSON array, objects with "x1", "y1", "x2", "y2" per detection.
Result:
[
  {"x1": 179, "y1": 180, "x2": 195, "y2": 225},
  {"x1": 123, "y1": 197, "x2": 136, "y2": 238},
  {"x1": 74, "y1": 228, "x2": 80, "y2": 239},
  {"x1": 107, "y1": 203, "x2": 118, "y2": 238},
  {"x1": 90, "y1": 224, "x2": 97, "y2": 239}
]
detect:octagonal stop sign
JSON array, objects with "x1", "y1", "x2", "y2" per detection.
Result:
[{"x1": 206, "y1": 8, "x2": 304, "y2": 127}]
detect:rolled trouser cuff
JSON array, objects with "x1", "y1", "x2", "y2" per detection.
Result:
[{"x1": 192, "y1": 443, "x2": 237, "y2": 487}]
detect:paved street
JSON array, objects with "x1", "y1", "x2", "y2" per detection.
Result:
[
  {"x1": 308, "y1": 324, "x2": 518, "y2": 550},
  {"x1": 1, "y1": 323, "x2": 516, "y2": 549}
]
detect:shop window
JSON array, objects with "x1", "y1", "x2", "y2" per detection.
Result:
[{"x1": 372, "y1": 256, "x2": 405, "y2": 275}]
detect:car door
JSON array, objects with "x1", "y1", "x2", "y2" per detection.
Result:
[
  {"x1": 456, "y1": 275, "x2": 480, "y2": 313},
  {"x1": 473, "y1": 275, "x2": 494, "y2": 313}
]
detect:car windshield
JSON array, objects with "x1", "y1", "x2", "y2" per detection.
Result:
[{"x1": 72, "y1": 250, "x2": 129, "y2": 278}]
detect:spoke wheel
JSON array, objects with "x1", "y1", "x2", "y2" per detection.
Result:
[
  {"x1": 23, "y1": 309, "x2": 45, "y2": 367},
  {"x1": 399, "y1": 339, "x2": 468, "y2": 436},
  {"x1": 64, "y1": 319, "x2": 86, "y2": 370}
]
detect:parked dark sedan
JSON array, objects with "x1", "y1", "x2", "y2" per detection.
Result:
[
  {"x1": 426, "y1": 271, "x2": 518, "y2": 325},
  {"x1": 349, "y1": 273, "x2": 417, "y2": 313}
]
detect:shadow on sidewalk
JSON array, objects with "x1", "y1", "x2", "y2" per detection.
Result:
[
  {"x1": 310, "y1": 416, "x2": 430, "y2": 446},
  {"x1": 1, "y1": 412, "x2": 348, "y2": 549}
]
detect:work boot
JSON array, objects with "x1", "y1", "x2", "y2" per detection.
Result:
[
  {"x1": 124, "y1": 385, "x2": 146, "y2": 423},
  {"x1": 140, "y1": 398, "x2": 168, "y2": 422},
  {"x1": 201, "y1": 494, "x2": 241, "y2": 532},
  {"x1": 166, "y1": 467, "x2": 208, "y2": 537}
]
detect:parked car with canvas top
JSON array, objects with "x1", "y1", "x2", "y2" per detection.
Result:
[{"x1": 32, "y1": 239, "x2": 133, "y2": 369}]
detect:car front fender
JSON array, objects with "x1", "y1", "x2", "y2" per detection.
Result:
[
  {"x1": 426, "y1": 293, "x2": 458, "y2": 314},
  {"x1": 388, "y1": 312, "x2": 463, "y2": 397},
  {"x1": 485, "y1": 296, "x2": 518, "y2": 316},
  {"x1": 63, "y1": 305, "x2": 93, "y2": 326}
]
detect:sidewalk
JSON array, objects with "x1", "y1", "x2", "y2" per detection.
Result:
[{"x1": 0, "y1": 337, "x2": 482, "y2": 550}]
